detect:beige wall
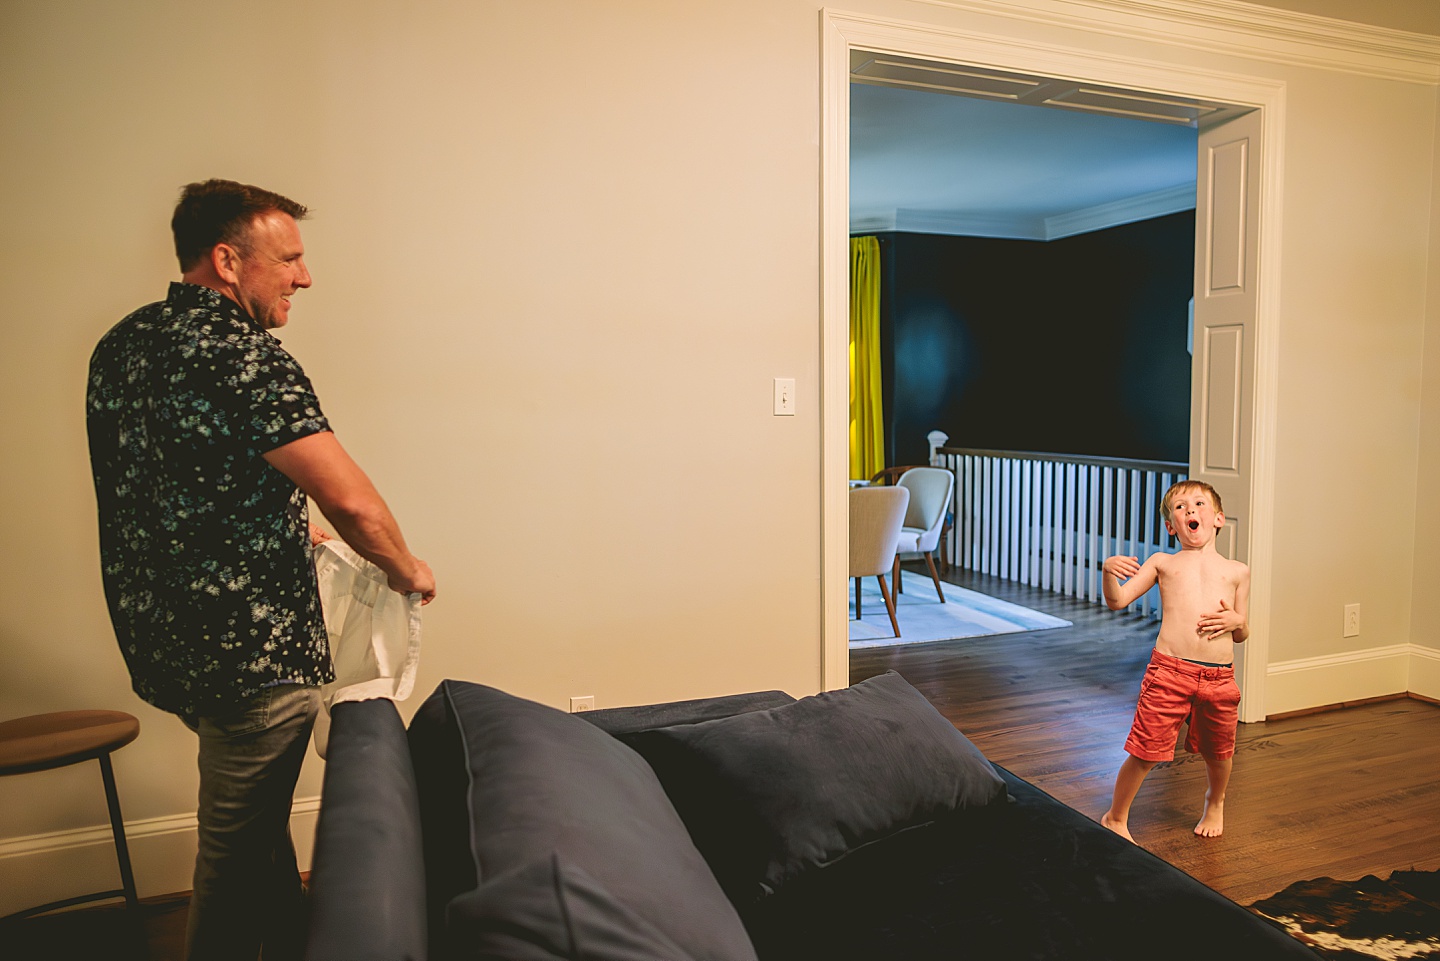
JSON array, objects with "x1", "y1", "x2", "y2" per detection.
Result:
[
  {"x1": 1411, "y1": 85, "x2": 1440, "y2": 682},
  {"x1": 1, "y1": 0, "x2": 1436, "y2": 908}
]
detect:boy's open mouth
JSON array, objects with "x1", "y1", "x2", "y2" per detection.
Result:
[{"x1": 1188, "y1": 520, "x2": 1200, "y2": 531}]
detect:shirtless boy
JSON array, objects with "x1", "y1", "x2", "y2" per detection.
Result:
[{"x1": 1098, "y1": 479, "x2": 1250, "y2": 842}]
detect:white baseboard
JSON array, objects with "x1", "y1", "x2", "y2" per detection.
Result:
[
  {"x1": 1264, "y1": 643, "x2": 1429, "y2": 717},
  {"x1": 1410, "y1": 645, "x2": 1440, "y2": 702},
  {"x1": 0, "y1": 796, "x2": 319, "y2": 917}
]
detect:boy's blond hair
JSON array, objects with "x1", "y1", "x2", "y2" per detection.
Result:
[{"x1": 1160, "y1": 479, "x2": 1223, "y2": 521}]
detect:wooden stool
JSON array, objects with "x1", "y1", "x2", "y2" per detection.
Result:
[{"x1": 0, "y1": 710, "x2": 141, "y2": 919}]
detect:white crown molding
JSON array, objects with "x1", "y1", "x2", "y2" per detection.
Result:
[
  {"x1": 899, "y1": 0, "x2": 1440, "y2": 83},
  {"x1": 1045, "y1": 182, "x2": 1196, "y2": 238},
  {"x1": 852, "y1": 183, "x2": 1196, "y2": 240},
  {"x1": 895, "y1": 209, "x2": 1046, "y2": 239}
]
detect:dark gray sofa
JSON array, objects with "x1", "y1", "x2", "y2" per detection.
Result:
[{"x1": 305, "y1": 671, "x2": 1317, "y2": 961}]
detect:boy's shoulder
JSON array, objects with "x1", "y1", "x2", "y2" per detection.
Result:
[{"x1": 1151, "y1": 548, "x2": 1248, "y2": 572}]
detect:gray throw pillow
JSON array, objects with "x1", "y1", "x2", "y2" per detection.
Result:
[
  {"x1": 628, "y1": 670, "x2": 1008, "y2": 903},
  {"x1": 410, "y1": 680, "x2": 756, "y2": 961},
  {"x1": 446, "y1": 853, "x2": 698, "y2": 961}
]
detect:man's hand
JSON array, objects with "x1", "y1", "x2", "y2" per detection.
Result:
[
  {"x1": 1103, "y1": 555, "x2": 1141, "y2": 580},
  {"x1": 1197, "y1": 599, "x2": 1245, "y2": 641},
  {"x1": 390, "y1": 559, "x2": 437, "y2": 606}
]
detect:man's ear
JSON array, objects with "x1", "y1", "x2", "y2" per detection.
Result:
[{"x1": 211, "y1": 243, "x2": 244, "y2": 285}]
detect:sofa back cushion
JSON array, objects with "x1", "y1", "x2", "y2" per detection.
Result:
[
  {"x1": 626, "y1": 670, "x2": 1008, "y2": 905},
  {"x1": 408, "y1": 680, "x2": 757, "y2": 961}
]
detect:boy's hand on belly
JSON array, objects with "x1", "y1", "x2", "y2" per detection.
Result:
[{"x1": 1196, "y1": 599, "x2": 1241, "y2": 640}]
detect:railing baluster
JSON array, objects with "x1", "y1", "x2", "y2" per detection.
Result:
[
  {"x1": 981, "y1": 457, "x2": 992, "y2": 577},
  {"x1": 1048, "y1": 461, "x2": 1059, "y2": 593},
  {"x1": 1024, "y1": 459, "x2": 1037, "y2": 587},
  {"x1": 1008, "y1": 458, "x2": 1021, "y2": 581},
  {"x1": 1062, "y1": 462, "x2": 1074, "y2": 597},
  {"x1": 991, "y1": 457, "x2": 1000, "y2": 579},
  {"x1": 1082, "y1": 466, "x2": 1088, "y2": 602},
  {"x1": 1108, "y1": 467, "x2": 1116, "y2": 601},
  {"x1": 1146, "y1": 472, "x2": 1157, "y2": 616},
  {"x1": 1002, "y1": 458, "x2": 1012, "y2": 581}
]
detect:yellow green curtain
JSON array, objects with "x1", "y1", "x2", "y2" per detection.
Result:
[{"x1": 849, "y1": 235, "x2": 884, "y2": 481}]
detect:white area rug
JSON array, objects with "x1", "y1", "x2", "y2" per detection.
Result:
[{"x1": 849, "y1": 571, "x2": 1072, "y2": 648}]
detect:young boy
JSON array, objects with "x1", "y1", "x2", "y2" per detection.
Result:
[{"x1": 1099, "y1": 479, "x2": 1250, "y2": 842}]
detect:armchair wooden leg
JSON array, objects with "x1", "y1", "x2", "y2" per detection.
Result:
[
  {"x1": 893, "y1": 557, "x2": 902, "y2": 594},
  {"x1": 876, "y1": 574, "x2": 900, "y2": 638},
  {"x1": 924, "y1": 551, "x2": 946, "y2": 603},
  {"x1": 853, "y1": 576, "x2": 861, "y2": 619}
]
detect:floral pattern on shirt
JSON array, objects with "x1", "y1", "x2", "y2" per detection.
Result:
[{"x1": 87, "y1": 283, "x2": 335, "y2": 715}]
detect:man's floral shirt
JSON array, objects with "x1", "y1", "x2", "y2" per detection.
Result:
[{"x1": 87, "y1": 283, "x2": 336, "y2": 715}]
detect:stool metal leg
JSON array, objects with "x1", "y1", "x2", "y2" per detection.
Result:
[
  {"x1": 98, "y1": 752, "x2": 140, "y2": 911},
  {"x1": 0, "y1": 755, "x2": 138, "y2": 921}
]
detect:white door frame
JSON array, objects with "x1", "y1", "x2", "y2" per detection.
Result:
[{"x1": 820, "y1": 9, "x2": 1284, "y2": 722}]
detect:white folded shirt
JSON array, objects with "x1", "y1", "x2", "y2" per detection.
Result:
[{"x1": 311, "y1": 539, "x2": 422, "y2": 758}]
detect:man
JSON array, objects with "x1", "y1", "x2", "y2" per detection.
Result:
[{"x1": 86, "y1": 179, "x2": 436, "y2": 961}]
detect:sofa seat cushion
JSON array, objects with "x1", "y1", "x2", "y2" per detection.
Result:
[
  {"x1": 408, "y1": 680, "x2": 756, "y2": 961},
  {"x1": 627, "y1": 670, "x2": 1008, "y2": 905}
]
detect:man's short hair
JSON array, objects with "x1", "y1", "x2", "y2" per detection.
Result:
[{"x1": 171, "y1": 179, "x2": 309, "y2": 272}]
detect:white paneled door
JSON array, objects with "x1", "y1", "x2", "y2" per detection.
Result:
[
  {"x1": 1191, "y1": 107, "x2": 1262, "y2": 714},
  {"x1": 1191, "y1": 107, "x2": 1261, "y2": 567}
]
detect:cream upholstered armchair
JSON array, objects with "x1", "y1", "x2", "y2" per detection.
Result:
[
  {"x1": 849, "y1": 485, "x2": 910, "y2": 638},
  {"x1": 891, "y1": 467, "x2": 954, "y2": 603}
]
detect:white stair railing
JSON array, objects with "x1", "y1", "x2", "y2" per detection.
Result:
[{"x1": 931, "y1": 446, "x2": 1187, "y2": 618}]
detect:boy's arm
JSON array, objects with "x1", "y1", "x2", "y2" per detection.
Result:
[
  {"x1": 1232, "y1": 564, "x2": 1250, "y2": 643},
  {"x1": 1101, "y1": 554, "x2": 1160, "y2": 611}
]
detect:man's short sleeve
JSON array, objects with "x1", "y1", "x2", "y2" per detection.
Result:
[
  {"x1": 240, "y1": 349, "x2": 331, "y2": 456},
  {"x1": 194, "y1": 327, "x2": 331, "y2": 457}
]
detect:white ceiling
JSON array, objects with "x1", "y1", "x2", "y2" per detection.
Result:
[{"x1": 849, "y1": 80, "x2": 1204, "y2": 241}]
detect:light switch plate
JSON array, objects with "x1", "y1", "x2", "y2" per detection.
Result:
[{"x1": 774, "y1": 377, "x2": 796, "y2": 416}]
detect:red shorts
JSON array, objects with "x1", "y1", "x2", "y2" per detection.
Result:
[{"x1": 1124, "y1": 649, "x2": 1241, "y2": 762}]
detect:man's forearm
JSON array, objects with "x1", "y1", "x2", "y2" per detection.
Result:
[
  {"x1": 321, "y1": 497, "x2": 420, "y2": 582},
  {"x1": 265, "y1": 431, "x2": 435, "y2": 602}
]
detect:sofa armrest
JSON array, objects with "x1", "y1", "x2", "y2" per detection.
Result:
[{"x1": 306, "y1": 699, "x2": 427, "y2": 961}]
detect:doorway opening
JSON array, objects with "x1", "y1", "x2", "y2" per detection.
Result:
[{"x1": 821, "y1": 12, "x2": 1281, "y2": 722}]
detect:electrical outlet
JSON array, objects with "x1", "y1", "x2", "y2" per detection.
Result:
[
  {"x1": 570, "y1": 695, "x2": 595, "y2": 713},
  {"x1": 1343, "y1": 604, "x2": 1360, "y2": 638}
]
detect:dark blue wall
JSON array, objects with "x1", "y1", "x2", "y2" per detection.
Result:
[{"x1": 874, "y1": 211, "x2": 1194, "y2": 467}]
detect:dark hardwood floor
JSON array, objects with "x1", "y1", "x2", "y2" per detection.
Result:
[
  {"x1": 854, "y1": 562, "x2": 1440, "y2": 905},
  {"x1": 8, "y1": 566, "x2": 1438, "y2": 957}
]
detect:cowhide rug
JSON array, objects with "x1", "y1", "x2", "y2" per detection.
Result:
[{"x1": 1248, "y1": 868, "x2": 1440, "y2": 960}]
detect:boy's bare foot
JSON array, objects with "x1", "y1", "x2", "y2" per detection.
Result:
[
  {"x1": 1194, "y1": 800, "x2": 1224, "y2": 837},
  {"x1": 1101, "y1": 812, "x2": 1134, "y2": 842}
]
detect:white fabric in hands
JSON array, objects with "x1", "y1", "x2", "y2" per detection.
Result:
[{"x1": 311, "y1": 539, "x2": 422, "y2": 758}]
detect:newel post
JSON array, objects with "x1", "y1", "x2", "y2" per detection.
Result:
[{"x1": 926, "y1": 430, "x2": 948, "y2": 466}]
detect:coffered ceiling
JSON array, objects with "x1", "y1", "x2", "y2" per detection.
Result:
[{"x1": 848, "y1": 55, "x2": 1227, "y2": 241}]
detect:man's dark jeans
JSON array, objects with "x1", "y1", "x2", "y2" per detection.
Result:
[{"x1": 182, "y1": 685, "x2": 319, "y2": 961}]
